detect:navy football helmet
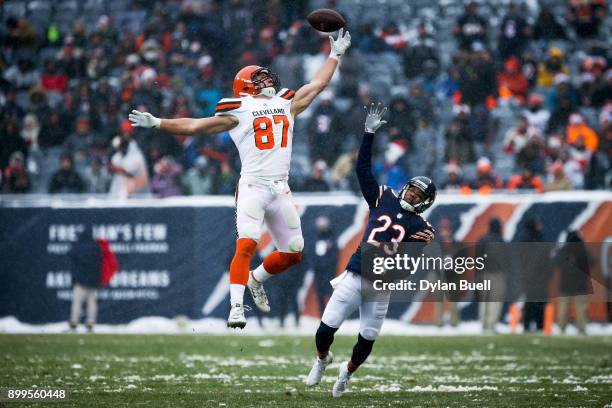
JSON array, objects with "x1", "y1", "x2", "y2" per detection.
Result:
[{"x1": 399, "y1": 176, "x2": 437, "y2": 213}]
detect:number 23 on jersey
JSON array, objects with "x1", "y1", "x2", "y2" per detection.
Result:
[{"x1": 253, "y1": 115, "x2": 289, "y2": 150}]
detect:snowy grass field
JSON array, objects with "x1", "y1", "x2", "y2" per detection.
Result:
[{"x1": 1, "y1": 334, "x2": 611, "y2": 407}]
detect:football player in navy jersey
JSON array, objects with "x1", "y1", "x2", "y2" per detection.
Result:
[{"x1": 305, "y1": 103, "x2": 436, "y2": 397}]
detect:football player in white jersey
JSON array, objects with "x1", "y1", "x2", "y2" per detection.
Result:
[{"x1": 129, "y1": 29, "x2": 351, "y2": 329}]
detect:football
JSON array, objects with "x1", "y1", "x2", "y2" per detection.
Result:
[{"x1": 306, "y1": 8, "x2": 346, "y2": 33}]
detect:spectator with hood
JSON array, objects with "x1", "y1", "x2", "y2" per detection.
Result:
[
  {"x1": 533, "y1": 7, "x2": 567, "y2": 41},
  {"x1": 537, "y1": 48, "x2": 570, "y2": 88}
]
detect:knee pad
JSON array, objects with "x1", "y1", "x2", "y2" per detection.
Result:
[
  {"x1": 235, "y1": 238, "x2": 257, "y2": 258},
  {"x1": 359, "y1": 327, "x2": 380, "y2": 341},
  {"x1": 288, "y1": 235, "x2": 304, "y2": 252}
]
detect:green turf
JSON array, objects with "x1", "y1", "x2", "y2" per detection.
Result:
[{"x1": 0, "y1": 334, "x2": 611, "y2": 407}]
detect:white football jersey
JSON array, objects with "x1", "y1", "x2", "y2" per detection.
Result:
[{"x1": 214, "y1": 88, "x2": 296, "y2": 181}]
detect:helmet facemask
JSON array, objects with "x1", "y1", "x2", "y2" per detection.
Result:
[
  {"x1": 252, "y1": 67, "x2": 280, "y2": 97},
  {"x1": 399, "y1": 178, "x2": 436, "y2": 213}
]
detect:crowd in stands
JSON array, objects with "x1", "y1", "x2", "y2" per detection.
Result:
[{"x1": 1, "y1": 0, "x2": 610, "y2": 197}]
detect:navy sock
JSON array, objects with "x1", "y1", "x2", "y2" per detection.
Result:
[{"x1": 349, "y1": 334, "x2": 375, "y2": 369}]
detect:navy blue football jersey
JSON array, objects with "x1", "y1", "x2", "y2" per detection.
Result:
[{"x1": 346, "y1": 185, "x2": 435, "y2": 275}]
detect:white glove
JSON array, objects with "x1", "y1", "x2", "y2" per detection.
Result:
[
  {"x1": 128, "y1": 110, "x2": 161, "y2": 128},
  {"x1": 364, "y1": 103, "x2": 387, "y2": 133},
  {"x1": 329, "y1": 28, "x2": 351, "y2": 60}
]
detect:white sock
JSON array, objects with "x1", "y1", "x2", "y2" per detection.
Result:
[
  {"x1": 252, "y1": 264, "x2": 273, "y2": 283},
  {"x1": 230, "y1": 284, "x2": 245, "y2": 305}
]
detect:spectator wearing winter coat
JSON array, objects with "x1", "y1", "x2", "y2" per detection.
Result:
[
  {"x1": 537, "y1": 48, "x2": 570, "y2": 88},
  {"x1": 68, "y1": 235, "x2": 118, "y2": 332},
  {"x1": 1, "y1": 151, "x2": 31, "y2": 193},
  {"x1": 476, "y1": 218, "x2": 508, "y2": 333},
  {"x1": 497, "y1": 2, "x2": 531, "y2": 59},
  {"x1": 183, "y1": 156, "x2": 213, "y2": 195},
  {"x1": 151, "y1": 156, "x2": 183, "y2": 198},
  {"x1": 373, "y1": 140, "x2": 409, "y2": 191},
  {"x1": 532, "y1": 7, "x2": 567, "y2": 41},
  {"x1": 508, "y1": 168, "x2": 544, "y2": 192},
  {"x1": 566, "y1": 113, "x2": 599, "y2": 153},
  {"x1": 545, "y1": 162, "x2": 573, "y2": 191},
  {"x1": 519, "y1": 217, "x2": 551, "y2": 332},
  {"x1": 453, "y1": 2, "x2": 488, "y2": 51},
  {"x1": 497, "y1": 57, "x2": 529, "y2": 103},
  {"x1": 48, "y1": 153, "x2": 86, "y2": 193},
  {"x1": 554, "y1": 230, "x2": 591, "y2": 333}
]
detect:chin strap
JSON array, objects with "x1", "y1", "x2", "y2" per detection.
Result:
[
  {"x1": 399, "y1": 185, "x2": 416, "y2": 213},
  {"x1": 399, "y1": 198, "x2": 416, "y2": 213},
  {"x1": 260, "y1": 87, "x2": 277, "y2": 97}
]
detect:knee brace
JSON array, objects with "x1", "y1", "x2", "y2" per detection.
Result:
[
  {"x1": 360, "y1": 326, "x2": 381, "y2": 341},
  {"x1": 315, "y1": 322, "x2": 338, "y2": 354},
  {"x1": 288, "y1": 235, "x2": 304, "y2": 252},
  {"x1": 350, "y1": 334, "x2": 375, "y2": 368}
]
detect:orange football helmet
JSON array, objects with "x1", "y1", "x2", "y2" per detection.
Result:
[{"x1": 233, "y1": 65, "x2": 280, "y2": 97}]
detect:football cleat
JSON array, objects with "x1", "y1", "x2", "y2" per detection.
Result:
[
  {"x1": 247, "y1": 272, "x2": 270, "y2": 313},
  {"x1": 305, "y1": 351, "x2": 333, "y2": 386},
  {"x1": 227, "y1": 303, "x2": 247, "y2": 329},
  {"x1": 332, "y1": 361, "x2": 352, "y2": 397}
]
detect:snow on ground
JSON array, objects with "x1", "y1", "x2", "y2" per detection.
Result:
[{"x1": 1, "y1": 315, "x2": 611, "y2": 336}]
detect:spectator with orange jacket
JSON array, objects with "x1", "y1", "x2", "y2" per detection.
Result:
[{"x1": 566, "y1": 113, "x2": 600, "y2": 153}]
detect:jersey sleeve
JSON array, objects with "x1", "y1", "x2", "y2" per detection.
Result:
[
  {"x1": 214, "y1": 98, "x2": 243, "y2": 117},
  {"x1": 278, "y1": 88, "x2": 296, "y2": 101},
  {"x1": 356, "y1": 131, "x2": 380, "y2": 208},
  {"x1": 407, "y1": 218, "x2": 435, "y2": 244}
]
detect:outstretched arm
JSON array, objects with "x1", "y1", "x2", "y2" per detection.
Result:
[
  {"x1": 356, "y1": 103, "x2": 387, "y2": 208},
  {"x1": 290, "y1": 29, "x2": 351, "y2": 116},
  {"x1": 129, "y1": 110, "x2": 238, "y2": 135}
]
